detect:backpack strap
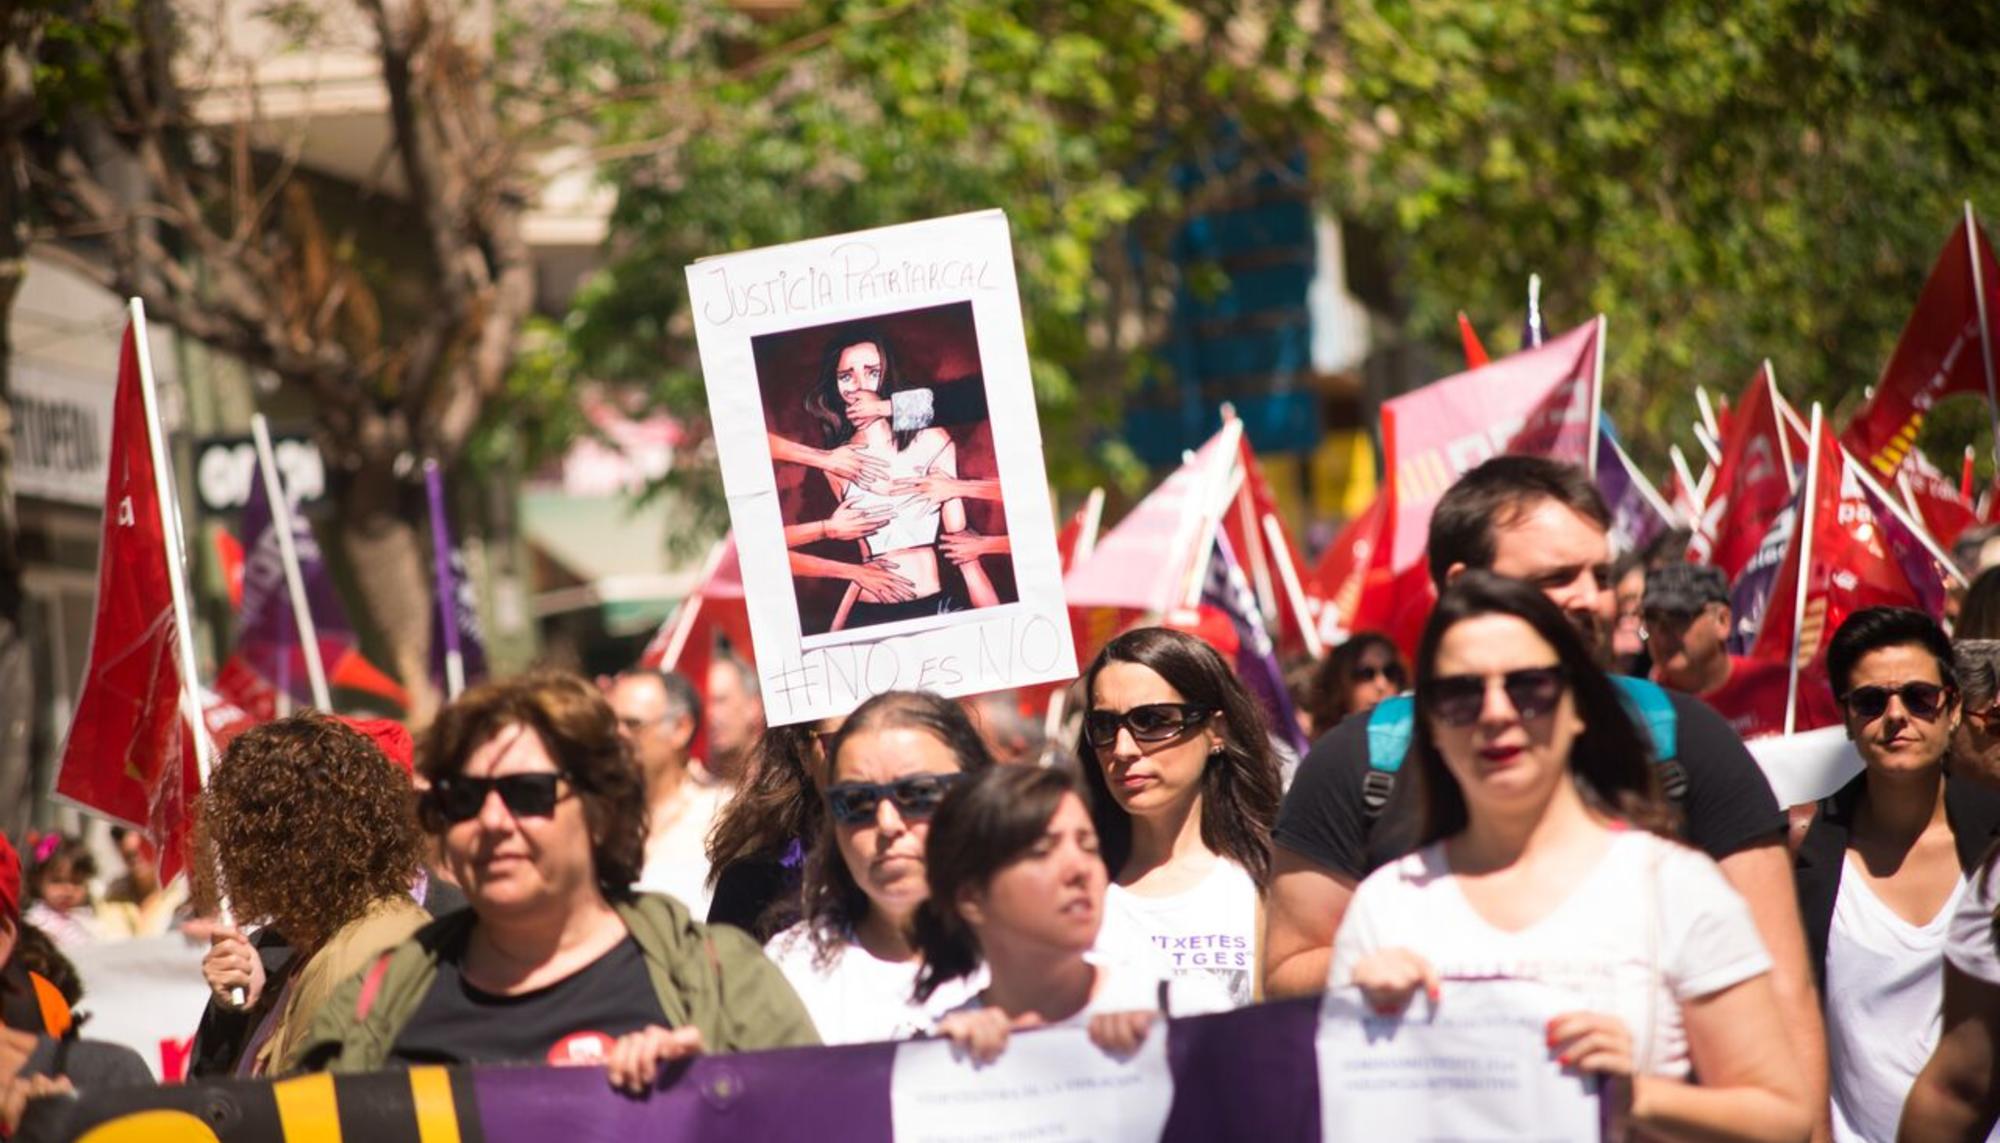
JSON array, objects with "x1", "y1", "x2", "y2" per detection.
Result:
[
  {"x1": 1612, "y1": 676, "x2": 1678, "y2": 761},
  {"x1": 1359, "y1": 696, "x2": 1416, "y2": 821}
]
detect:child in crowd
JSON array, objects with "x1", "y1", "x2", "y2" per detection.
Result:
[{"x1": 23, "y1": 836, "x2": 99, "y2": 950}]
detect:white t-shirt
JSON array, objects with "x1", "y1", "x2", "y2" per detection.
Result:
[
  {"x1": 1103, "y1": 858, "x2": 1259, "y2": 1008},
  {"x1": 1330, "y1": 829, "x2": 1771, "y2": 1077},
  {"x1": 633, "y1": 781, "x2": 729, "y2": 918},
  {"x1": 1827, "y1": 857, "x2": 1972, "y2": 1143},
  {"x1": 1946, "y1": 855, "x2": 2000, "y2": 987},
  {"x1": 938, "y1": 951, "x2": 1232, "y2": 1030},
  {"x1": 766, "y1": 922, "x2": 983, "y2": 1045}
]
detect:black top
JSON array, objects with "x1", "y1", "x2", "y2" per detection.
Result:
[
  {"x1": 387, "y1": 936, "x2": 669, "y2": 1067},
  {"x1": 1793, "y1": 771, "x2": 2000, "y2": 990},
  {"x1": 1274, "y1": 689, "x2": 1787, "y2": 879},
  {"x1": 706, "y1": 850, "x2": 802, "y2": 943}
]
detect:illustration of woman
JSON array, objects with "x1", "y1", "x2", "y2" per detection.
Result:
[{"x1": 773, "y1": 325, "x2": 1002, "y2": 631}]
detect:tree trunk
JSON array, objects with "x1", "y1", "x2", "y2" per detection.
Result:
[{"x1": 335, "y1": 458, "x2": 441, "y2": 726}]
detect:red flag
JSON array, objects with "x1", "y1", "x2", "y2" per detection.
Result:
[
  {"x1": 638, "y1": 539, "x2": 755, "y2": 763},
  {"x1": 1749, "y1": 418, "x2": 1933, "y2": 733},
  {"x1": 1220, "y1": 437, "x2": 1317, "y2": 656},
  {"x1": 1457, "y1": 312, "x2": 1491, "y2": 369},
  {"x1": 53, "y1": 321, "x2": 200, "y2": 883},
  {"x1": 1899, "y1": 448, "x2": 1979, "y2": 550},
  {"x1": 1839, "y1": 215, "x2": 2000, "y2": 477},
  {"x1": 1688, "y1": 365, "x2": 1797, "y2": 580}
]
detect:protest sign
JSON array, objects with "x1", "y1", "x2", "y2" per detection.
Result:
[
  {"x1": 66, "y1": 934, "x2": 209, "y2": 1081},
  {"x1": 890, "y1": 1024, "x2": 1171, "y2": 1143},
  {"x1": 1316, "y1": 980, "x2": 1605, "y2": 1142},
  {"x1": 687, "y1": 211, "x2": 1074, "y2": 726}
]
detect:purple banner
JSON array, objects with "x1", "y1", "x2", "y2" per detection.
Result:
[
  {"x1": 1201, "y1": 531, "x2": 1310, "y2": 754},
  {"x1": 27, "y1": 998, "x2": 1323, "y2": 1143},
  {"x1": 425, "y1": 461, "x2": 489, "y2": 693},
  {"x1": 1595, "y1": 421, "x2": 1670, "y2": 557}
]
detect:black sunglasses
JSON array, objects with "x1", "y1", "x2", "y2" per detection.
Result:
[
  {"x1": 1428, "y1": 666, "x2": 1569, "y2": 728},
  {"x1": 425, "y1": 773, "x2": 568, "y2": 825},
  {"x1": 1352, "y1": 662, "x2": 1408, "y2": 687},
  {"x1": 826, "y1": 772, "x2": 964, "y2": 826},
  {"x1": 1841, "y1": 682, "x2": 1953, "y2": 722},
  {"x1": 1083, "y1": 703, "x2": 1216, "y2": 749}
]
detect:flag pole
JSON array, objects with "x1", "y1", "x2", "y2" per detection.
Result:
[
  {"x1": 1963, "y1": 201, "x2": 2000, "y2": 473},
  {"x1": 129, "y1": 301, "x2": 216, "y2": 789},
  {"x1": 1074, "y1": 487, "x2": 1105, "y2": 564},
  {"x1": 1784, "y1": 405, "x2": 1825, "y2": 736},
  {"x1": 1669, "y1": 445, "x2": 1705, "y2": 519},
  {"x1": 422, "y1": 460, "x2": 467, "y2": 701},
  {"x1": 1585, "y1": 316, "x2": 1606, "y2": 479},
  {"x1": 1180, "y1": 417, "x2": 1246, "y2": 610},
  {"x1": 1691, "y1": 422, "x2": 1722, "y2": 467},
  {"x1": 1695, "y1": 385, "x2": 1721, "y2": 442},
  {"x1": 1765, "y1": 362, "x2": 1797, "y2": 492},
  {"x1": 1262, "y1": 513, "x2": 1326, "y2": 659},
  {"x1": 132, "y1": 299, "x2": 242, "y2": 1004},
  {"x1": 251, "y1": 415, "x2": 332, "y2": 711}
]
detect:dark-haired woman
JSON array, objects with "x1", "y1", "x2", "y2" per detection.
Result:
[
  {"x1": 194, "y1": 714, "x2": 432, "y2": 1076},
  {"x1": 1793, "y1": 607, "x2": 2000, "y2": 1142},
  {"x1": 1331, "y1": 573, "x2": 1808, "y2": 1142},
  {"x1": 915, "y1": 765, "x2": 1229, "y2": 1064},
  {"x1": 784, "y1": 327, "x2": 1000, "y2": 631},
  {"x1": 764, "y1": 692, "x2": 994, "y2": 1043},
  {"x1": 294, "y1": 672, "x2": 816, "y2": 1086},
  {"x1": 1077, "y1": 627, "x2": 1281, "y2": 1007},
  {"x1": 1302, "y1": 632, "x2": 1407, "y2": 738},
  {"x1": 705, "y1": 719, "x2": 840, "y2": 941}
]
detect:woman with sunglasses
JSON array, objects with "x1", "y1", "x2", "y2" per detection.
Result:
[
  {"x1": 915, "y1": 764, "x2": 1229, "y2": 1064},
  {"x1": 1333, "y1": 573, "x2": 1809, "y2": 1143},
  {"x1": 1076, "y1": 627, "x2": 1282, "y2": 1008},
  {"x1": 294, "y1": 672, "x2": 816, "y2": 1084},
  {"x1": 1301, "y1": 632, "x2": 1408, "y2": 739},
  {"x1": 1791, "y1": 608, "x2": 2000, "y2": 1142},
  {"x1": 763, "y1": 692, "x2": 994, "y2": 1044}
]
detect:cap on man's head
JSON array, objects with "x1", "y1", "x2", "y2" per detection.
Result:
[{"x1": 1642, "y1": 564, "x2": 1730, "y2": 618}]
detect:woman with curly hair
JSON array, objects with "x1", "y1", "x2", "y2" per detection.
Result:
[
  {"x1": 293, "y1": 672, "x2": 816, "y2": 1089},
  {"x1": 761, "y1": 692, "x2": 995, "y2": 1043},
  {"x1": 1075, "y1": 626, "x2": 1283, "y2": 1008},
  {"x1": 195, "y1": 713, "x2": 429, "y2": 1076},
  {"x1": 705, "y1": 719, "x2": 840, "y2": 940}
]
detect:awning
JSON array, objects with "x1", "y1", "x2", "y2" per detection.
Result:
[{"x1": 520, "y1": 490, "x2": 708, "y2": 635}]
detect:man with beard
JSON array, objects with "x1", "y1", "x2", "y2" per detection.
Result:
[{"x1": 1262, "y1": 457, "x2": 1826, "y2": 1128}]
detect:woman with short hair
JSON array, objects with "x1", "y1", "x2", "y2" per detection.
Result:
[
  {"x1": 1333, "y1": 572, "x2": 1808, "y2": 1142},
  {"x1": 1794, "y1": 607, "x2": 2000, "y2": 1142},
  {"x1": 914, "y1": 765, "x2": 1227, "y2": 1063},
  {"x1": 1075, "y1": 626, "x2": 1281, "y2": 1007},
  {"x1": 294, "y1": 672, "x2": 816, "y2": 1087},
  {"x1": 763, "y1": 692, "x2": 993, "y2": 1043}
]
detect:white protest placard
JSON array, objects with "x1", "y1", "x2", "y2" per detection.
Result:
[
  {"x1": 890, "y1": 1024, "x2": 1172, "y2": 1143},
  {"x1": 1745, "y1": 724, "x2": 1862, "y2": 807},
  {"x1": 1317, "y1": 980, "x2": 1605, "y2": 1142},
  {"x1": 688, "y1": 211, "x2": 1075, "y2": 725},
  {"x1": 68, "y1": 933, "x2": 211, "y2": 1080}
]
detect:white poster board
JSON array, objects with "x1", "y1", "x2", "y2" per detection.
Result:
[
  {"x1": 1317, "y1": 980, "x2": 1606, "y2": 1141},
  {"x1": 1746, "y1": 724, "x2": 1863, "y2": 807},
  {"x1": 67, "y1": 934, "x2": 210, "y2": 1080},
  {"x1": 890, "y1": 1024, "x2": 1172, "y2": 1143},
  {"x1": 688, "y1": 211, "x2": 1075, "y2": 725}
]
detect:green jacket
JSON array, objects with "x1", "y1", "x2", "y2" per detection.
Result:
[{"x1": 290, "y1": 892, "x2": 819, "y2": 1073}]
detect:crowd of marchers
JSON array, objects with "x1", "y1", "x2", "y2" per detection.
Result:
[{"x1": 13, "y1": 454, "x2": 2000, "y2": 1142}]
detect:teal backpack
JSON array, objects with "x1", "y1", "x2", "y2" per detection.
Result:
[{"x1": 1359, "y1": 675, "x2": 1685, "y2": 819}]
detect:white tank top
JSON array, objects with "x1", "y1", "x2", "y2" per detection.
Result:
[{"x1": 840, "y1": 433, "x2": 948, "y2": 556}]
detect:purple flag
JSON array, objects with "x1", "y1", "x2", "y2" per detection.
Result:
[
  {"x1": 1595, "y1": 421, "x2": 1671, "y2": 557},
  {"x1": 426, "y1": 462, "x2": 488, "y2": 694},
  {"x1": 233, "y1": 454, "x2": 358, "y2": 706},
  {"x1": 1726, "y1": 501, "x2": 1796, "y2": 655},
  {"x1": 1200, "y1": 531, "x2": 1310, "y2": 754}
]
